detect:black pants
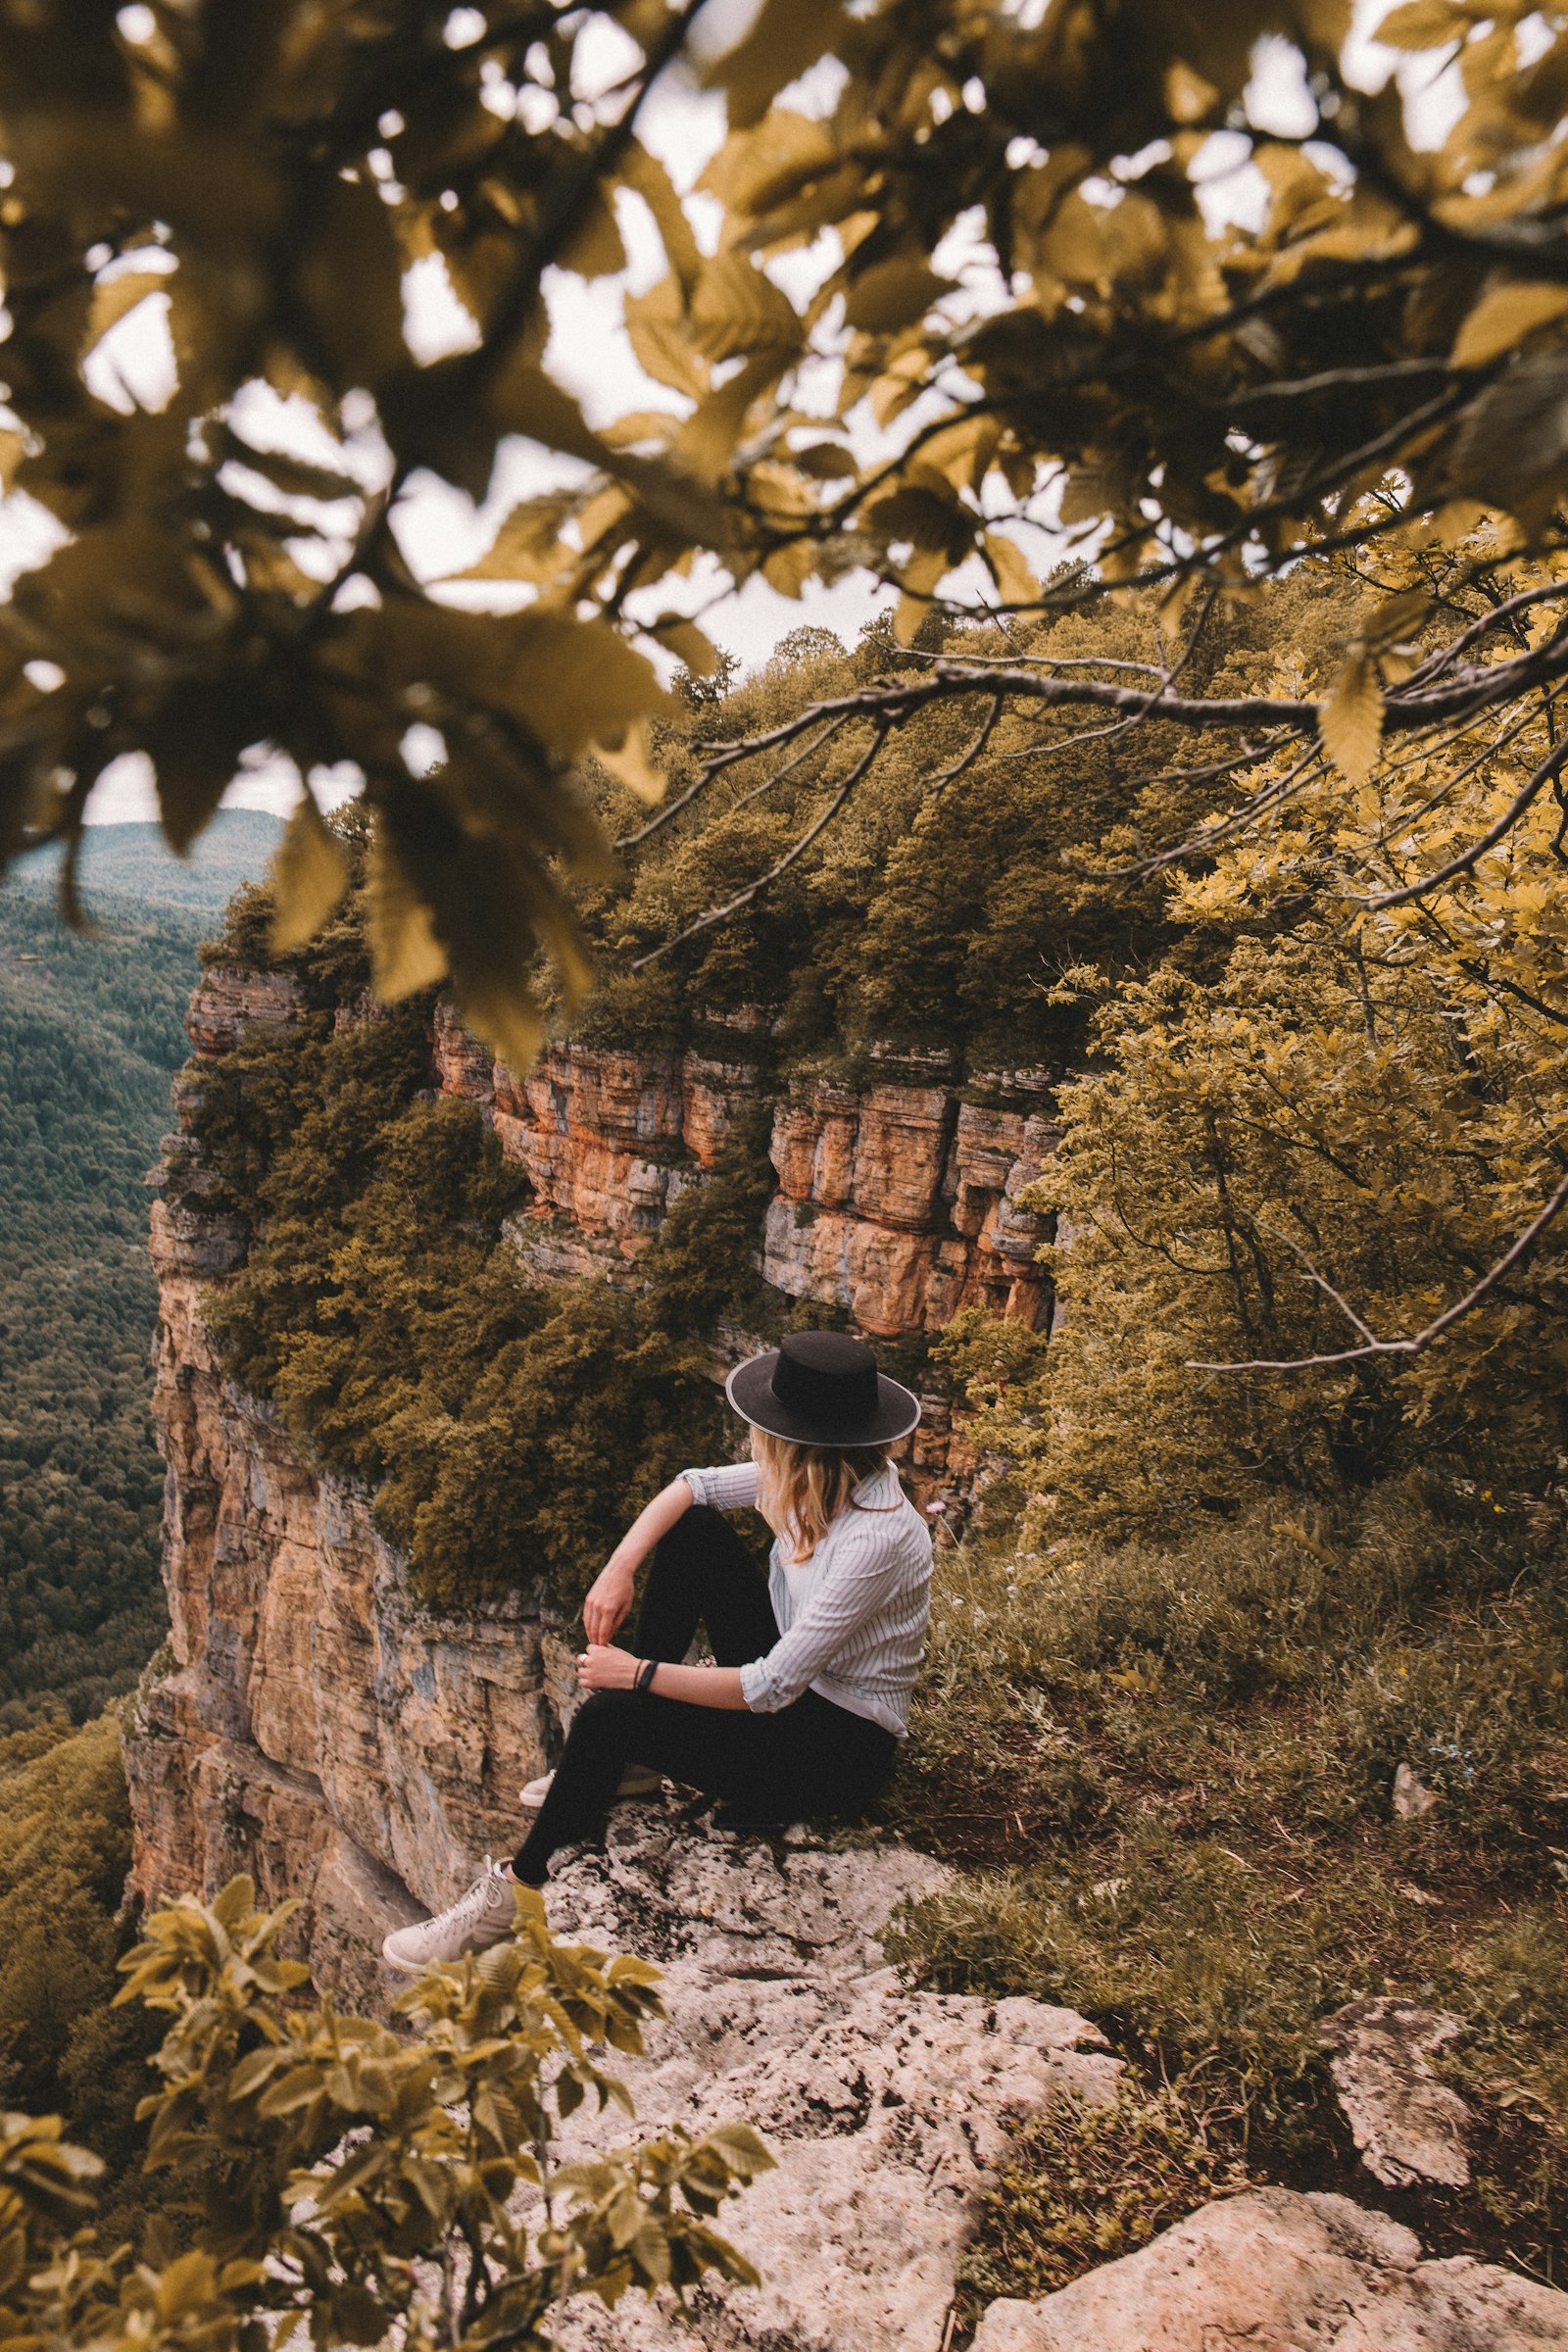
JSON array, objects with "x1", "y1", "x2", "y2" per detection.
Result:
[{"x1": 512, "y1": 1505, "x2": 897, "y2": 1884}]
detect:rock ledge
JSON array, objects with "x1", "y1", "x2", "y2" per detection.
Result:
[{"x1": 500, "y1": 1808, "x2": 1122, "y2": 2352}]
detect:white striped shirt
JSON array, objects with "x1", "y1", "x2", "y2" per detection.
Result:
[{"x1": 678, "y1": 1460, "x2": 932, "y2": 1736}]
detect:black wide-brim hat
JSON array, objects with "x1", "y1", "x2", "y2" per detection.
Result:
[{"x1": 726, "y1": 1329, "x2": 920, "y2": 1448}]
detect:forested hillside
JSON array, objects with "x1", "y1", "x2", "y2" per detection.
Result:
[
  {"x1": 9, "y1": 809, "x2": 284, "y2": 920},
  {"x1": 0, "y1": 811, "x2": 283, "y2": 1728},
  {"x1": 0, "y1": 897, "x2": 200, "y2": 1727}
]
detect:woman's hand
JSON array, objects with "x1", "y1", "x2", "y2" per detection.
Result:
[
  {"x1": 582, "y1": 1560, "x2": 635, "y2": 1645},
  {"x1": 576, "y1": 1642, "x2": 642, "y2": 1692}
]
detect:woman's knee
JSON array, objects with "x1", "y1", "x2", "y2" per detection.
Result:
[
  {"x1": 655, "y1": 1503, "x2": 725, "y2": 1562},
  {"x1": 564, "y1": 1688, "x2": 645, "y2": 1751}
]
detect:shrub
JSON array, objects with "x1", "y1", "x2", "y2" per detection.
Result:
[
  {"x1": 956, "y1": 2081, "x2": 1253, "y2": 2315},
  {"x1": 0, "y1": 1876, "x2": 771, "y2": 2352},
  {"x1": 885, "y1": 1834, "x2": 1335, "y2": 2113}
]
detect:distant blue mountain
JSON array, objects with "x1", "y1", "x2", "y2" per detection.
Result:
[{"x1": 4, "y1": 807, "x2": 284, "y2": 921}]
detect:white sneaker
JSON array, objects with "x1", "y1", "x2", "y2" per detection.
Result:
[
  {"x1": 381, "y1": 1861, "x2": 518, "y2": 1974},
  {"x1": 518, "y1": 1764, "x2": 663, "y2": 1810}
]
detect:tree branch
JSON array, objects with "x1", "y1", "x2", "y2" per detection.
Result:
[
  {"x1": 1359, "y1": 731, "x2": 1568, "y2": 908},
  {"x1": 1189, "y1": 1169, "x2": 1568, "y2": 1375},
  {"x1": 629, "y1": 725, "x2": 888, "y2": 968}
]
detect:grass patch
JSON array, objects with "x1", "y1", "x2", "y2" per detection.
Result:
[
  {"x1": 879, "y1": 1480, "x2": 1568, "y2": 2291},
  {"x1": 954, "y1": 2081, "x2": 1253, "y2": 2329}
]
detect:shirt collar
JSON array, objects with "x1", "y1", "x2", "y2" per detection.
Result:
[{"x1": 851, "y1": 1462, "x2": 901, "y2": 1502}]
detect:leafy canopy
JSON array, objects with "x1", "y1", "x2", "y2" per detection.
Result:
[{"x1": 8, "y1": 3, "x2": 1568, "y2": 1059}]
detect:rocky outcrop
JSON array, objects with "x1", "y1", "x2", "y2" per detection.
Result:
[
  {"x1": 182, "y1": 965, "x2": 305, "y2": 1054},
  {"x1": 1319, "y1": 1999, "x2": 1472, "y2": 2190},
  {"x1": 131, "y1": 1149, "x2": 581, "y2": 2011},
  {"x1": 128, "y1": 968, "x2": 1055, "y2": 1992},
  {"x1": 763, "y1": 1079, "x2": 1055, "y2": 1334},
  {"x1": 429, "y1": 1004, "x2": 1056, "y2": 1336},
  {"x1": 518, "y1": 1811, "x2": 1124, "y2": 2352},
  {"x1": 969, "y1": 2188, "x2": 1568, "y2": 2350}
]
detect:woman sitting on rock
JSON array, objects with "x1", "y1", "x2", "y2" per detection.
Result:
[{"x1": 382, "y1": 1331, "x2": 931, "y2": 1972}]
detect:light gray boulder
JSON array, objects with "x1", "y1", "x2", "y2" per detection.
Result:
[
  {"x1": 969, "y1": 2187, "x2": 1568, "y2": 2350},
  {"x1": 1319, "y1": 1997, "x2": 1472, "y2": 2188},
  {"x1": 534, "y1": 1808, "x2": 1123, "y2": 2352}
]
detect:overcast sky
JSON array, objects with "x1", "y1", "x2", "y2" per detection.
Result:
[{"x1": 0, "y1": 0, "x2": 1467, "y2": 826}]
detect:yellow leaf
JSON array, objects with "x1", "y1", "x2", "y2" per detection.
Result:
[
  {"x1": 703, "y1": 0, "x2": 849, "y2": 129},
  {"x1": 761, "y1": 539, "x2": 820, "y2": 597},
  {"x1": 843, "y1": 258, "x2": 953, "y2": 334},
  {"x1": 672, "y1": 350, "x2": 788, "y2": 483},
  {"x1": 1319, "y1": 652, "x2": 1385, "y2": 783},
  {"x1": 1360, "y1": 587, "x2": 1432, "y2": 652},
  {"x1": 366, "y1": 830, "x2": 447, "y2": 1000},
  {"x1": 624, "y1": 277, "x2": 709, "y2": 402},
  {"x1": 561, "y1": 182, "x2": 627, "y2": 282},
  {"x1": 1374, "y1": 0, "x2": 1473, "y2": 47},
  {"x1": 487, "y1": 362, "x2": 611, "y2": 466},
  {"x1": 1164, "y1": 61, "x2": 1219, "y2": 122},
  {"x1": 893, "y1": 591, "x2": 928, "y2": 648},
  {"x1": 982, "y1": 529, "x2": 1039, "y2": 608},
  {"x1": 502, "y1": 612, "x2": 666, "y2": 761},
  {"x1": 700, "y1": 111, "x2": 838, "y2": 218},
  {"x1": 447, "y1": 492, "x2": 576, "y2": 585},
  {"x1": 689, "y1": 253, "x2": 802, "y2": 363},
  {"x1": 789, "y1": 439, "x2": 858, "y2": 480},
  {"x1": 84, "y1": 269, "x2": 170, "y2": 355},
  {"x1": 615, "y1": 141, "x2": 702, "y2": 295},
  {"x1": 270, "y1": 799, "x2": 349, "y2": 954},
  {"x1": 592, "y1": 717, "x2": 665, "y2": 804},
  {"x1": 599, "y1": 409, "x2": 681, "y2": 451},
  {"x1": 647, "y1": 614, "x2": 720, "y2": 674},
  {"x1": 1450, "y1": 279, "x2": 1568, "y2": 369}
]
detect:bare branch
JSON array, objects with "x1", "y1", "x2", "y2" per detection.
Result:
[
  {"x1": 694, "y1": 620, "x2": 1568, "y2": 787},
  {"x1": 1112, "y1": 743, "x2": 1326, "y2": 881},
  {"x1": 929, "y1": 696, "x2": 1004, "y2": 792},
  {"x1": 1190, "y1": 1170, "x2": 1568, "y2": 1374},
  {"x1": 1228, "y1": 357, "x2": 1450, "y2": 409},
  {"x1": 612, "y1": 713, "x2": 846, "y2": 853},
  {"x1": 629, "y1": 726, "x2": 888, "y2": 969},
  {"x1": 1402, "y1": 580, "x2": 1568, "y2": 691}
]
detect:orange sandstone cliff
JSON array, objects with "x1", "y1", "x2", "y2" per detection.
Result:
[{"x1": 125, "y1": 971, "x2": 1058, "y2": 1990}]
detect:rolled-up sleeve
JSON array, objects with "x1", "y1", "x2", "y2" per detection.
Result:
[
  {"x1": 740, "y1": 1517, "x2": 909, "y2": 1714},
  {"x1": 680, "y1": 1461, "x2": 760, "y2": 1511}
]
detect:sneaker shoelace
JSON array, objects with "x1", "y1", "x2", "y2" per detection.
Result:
[{"x1": 435, "y1": 1859, "x2": 505, "y2": 1935}]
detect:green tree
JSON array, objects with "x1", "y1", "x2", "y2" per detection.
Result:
[{"x1": 1, "y1": 1876, "x2": 770, "y2": 2352}]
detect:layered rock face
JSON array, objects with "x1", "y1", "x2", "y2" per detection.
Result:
[
  {"x1": 128, "y1": 1189, "x2": 578, "y2": 2008},
  {"x1": 129, "y1": 972, "x2": 1056, "y2": 1994},
  {"x1": 433, "y1": 1004, "x2": 1056, "y2": 1335}
]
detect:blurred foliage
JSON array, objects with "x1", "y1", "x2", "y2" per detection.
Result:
[
  {"x1": 6, "y1": 3, "x2": 1568, "y2": 1072},
  {"x1": 0, "y1": 1872, "x2": 771, "y2": 2352},
  {"x1": 0, "y1": 894, "x2": 196, "y2": 1729},
  {"x1": 0, "y1": 1715, "x2": 164, "y2": 2248}
]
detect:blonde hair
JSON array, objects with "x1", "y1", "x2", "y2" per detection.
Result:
[{"x1": 751, "y1": 1428, "x2": 898, "y2": 1562}]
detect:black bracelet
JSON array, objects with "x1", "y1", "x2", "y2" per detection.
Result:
[{"x1": 635, "y1": 1656, "x2": 659, "y2": 1692}]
